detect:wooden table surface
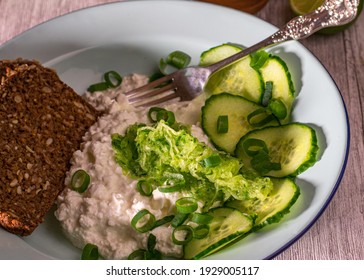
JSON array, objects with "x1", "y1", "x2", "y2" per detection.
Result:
[{"x1": 0, "y1": 0, "x2": 363, "y2": 260}]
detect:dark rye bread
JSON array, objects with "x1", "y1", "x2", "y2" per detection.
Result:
[{"x1": 0, "y1": 59, "x2": 99, "y2": 236}]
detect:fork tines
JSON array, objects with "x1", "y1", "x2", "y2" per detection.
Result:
[{"x1": 125, "y1": 74, "x2": 180, "y2": 107}]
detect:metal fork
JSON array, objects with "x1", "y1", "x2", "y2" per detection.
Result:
[{"x1": 125, "y1": 0, "x2": 359, "y2": 107}]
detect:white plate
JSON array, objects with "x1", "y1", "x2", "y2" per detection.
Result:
[{"x1": 0, "y1": 0, "x2": 349, "y2": 260}]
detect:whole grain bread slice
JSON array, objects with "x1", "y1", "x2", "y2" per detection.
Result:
[{"x1": 0, "y1": 59, "x2": 99, "y2": 236}]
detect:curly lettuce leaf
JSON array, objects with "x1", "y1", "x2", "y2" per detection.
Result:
[{"x1": 111, "y1": 121, "x2": 273, "y2": 208}]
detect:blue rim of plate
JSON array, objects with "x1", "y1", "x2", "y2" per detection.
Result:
[{"x1": 0, "y1": 0, "x2": 350, "y2": 260}]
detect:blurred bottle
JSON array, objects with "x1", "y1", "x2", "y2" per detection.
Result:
[{"x1": 198, "y1": 0, "x2": 269, "y2": 13}]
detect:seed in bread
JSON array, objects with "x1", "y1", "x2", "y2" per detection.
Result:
[{"x1": 0, "y1": 59, "x2": 99, "y2": 236}]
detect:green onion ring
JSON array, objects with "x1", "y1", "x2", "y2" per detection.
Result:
[
  {"x1": 176, "y1": 197, "x2": 198, "y2": 214},
  {"x1": 201, "y1": 154, "x2": 222, "y2": 167},
  {"x1": 131, "y1": 209, "x2": 156, "y2": 233},
  {"x1": 128, "y1": 248, "x2": 162, "y2": 260},
  {"x1": 156, "y1": 110, "x2": 175, "y2": 126},
  {"x1": 242, "y1": 138, "x2": 269, "y2": 157},
  {"x1": 147, "y1": 107, "x2": 175, "y2": 125},
  {"x1": 149, "y1": 72, "x2": 165, "y2": 83},
  {"x1": 268, "y1": 98, "x2": 287, "y2": 120},
  {"x1": 149, "y1": 250, "x2": 162, "y2": 260},
  {"x1": 71, "y1": 169, "x2": 90, "y2": 193},
  {"x1": 87, "y1": 82, "x2": 109, "y2": 93},
  {"x1": 159, "y1": 51, "x2": 191, "y2": 74},
  {"x1": 104, "y1": 70, "x2": 122, "y2": 88},
  {"x1": 158, "y1": 183, "x2": 183, "y2": 193},
  {"x1": 153, "y1": 215, "x2": 174, "y2": 229},
  {"x1": 172, "y1": 225, "x2": 194, "y2": 245},
  {"x1": 159, "y1": 58, "x2": 169, "y2": 75},
  {"x1": 247, "y1": 108, "x2": 276, "y2": 127},
  {"x1": 128, "y1": 249, "x2": 147, "y2": 260},
  {"x1": 250, "y1": 50, "x2": 270, "y2": 71},
  {"x1": 81, "y1": 243, "x2": 99, "y2": 260},
  {"x1": 148, "y1": 107, "x2": 164, "y2": 122},
  {"x1": 217, "y1": 115, "x2": 229, "y2": 134},
  {"x1": 171, "y1": 212, "x2": 189, "y2": 228},
  {"x1": 193, "y1": 224, "x2": 210, "y2": 239},
  {"x1": 136, "y1": 180, "x2": 153, "y2": 196},
  {"x1": 190, "y1": 213, "x2": 213, "y2": 225},
  {"x1": 166, "y1": 51, "x2": 191, "y2": 69},
  {"x1": 147, "y1": 233, "x2": 157, "y2": 253}
]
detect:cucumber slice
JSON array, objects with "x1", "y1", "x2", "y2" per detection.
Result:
[
  {"x1": 200, "y1": 43, "x2": 265, "y2": 103},
  {"x1": 259, "y1": 55, "x2": 295, "y2": 124},
  {"x1": 200, "y1": 43, "x2": 242, "y2": 66},
  {"x1": 226, "y1": 177, "x2": 300, "y2": 229},
  {"x1": 183, "y1": 207, "x2": 253, "y2": 260},
  {"x1": 235, "y1": 123, "x2": 319, "y2": 177},
  {"x1": 201, "y1": 93, "x2": 279, "y2": 154}
]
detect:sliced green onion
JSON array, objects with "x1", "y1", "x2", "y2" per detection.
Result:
[
  {"x1": 193, "y1": 224, "x2": 210, "y2": 239},
  {"x1": 87, "y1": 82, "x2": 109, "y2": 93},
  {"x1": 147, "y1": 233, "x2": 157, "y2": 253},
  {"x1": 136, "y1": 180, "x2": 153, "y2": 196},
  {"x1": 147, "y1": 107, "x2": 175, "y2": 125},
  {"x1": 242, "y1": 138, "x2": 269, "y2": 157},
  {"x1": 81, "y1": 243, "x2": 99, "y2": 260},
  {"x1": 268, "y1": 98, "x2": 287, "y2": 120},
  {"x1": 159, "y1": 50, "x2": 191, "y2": 74},
  {"x1": 149, "y1": 71, "x2": 165, "y2": 83},
  {"x1": 128, "y1": 235, "x2": 162, "y2": 260},
  {"x1": 129, "y1": 249, "x2": 161, "y2": 260},
  {"x1": 250, "y1": 50, "x2": 270, "y2": 70},
  {"x1": 71, "y1": 169, "x2": 90, "y2": 193},
  {"x1": 131, "y1": 209, "x2": 156, "y2": 233},
  {"x1": 158, "y1": 184, "x2": 183, "y2": 193},
  {"x1": 146, "y1": 234, "x2": 163, "y2": 259},
  {"x1": 201, "y1": 154, "x2": 222, "y2": 167},
  {"x1": 156, "y1": 110, "x2": 175, "y2": 126},
  {"x1": 261, "y1": 81, "x2": 273, "y2": 106},
  {"x1": 87, "y1": 70, "x2": 122, "y2": 93},
  {"x1": 148, "y1": 107, "x2": 164, "y2": 122},
  {"x1": 159, "y1": 58, "x2": 169, "y2": 75},
  {"x1": 190, "y1": 213, "x2": 213, "y2": 225},
  {"x1": 217, "y1": 115, "x2": 229, "y2": 134},
  {"x1": 153, "y1": 215, "x2": 174, "y2": 229},
  {"x1": 104, "y1": 70, "x2": 122, "y2": 88},
  {"x1": 172, "y1": 225, "x2": 194, "y2": 245},
  {"x1": 166, "y1": 51, "x2": 191, "y2": 69},
  {"x1": 171, "y1": 212, "x2": 189, "y2": 228},
  {"x1": 176, "y1": 197, "x2": 198, "y2": 214},
  {"x1": 128, "y1": 249, "x2": 147, "y2": 260},
  {"x1": 146, "y1": 249, "x2": 162, "y2": 260},
  {"x1": 247, "y1": 108, "x2": 276, "y2": 127}
]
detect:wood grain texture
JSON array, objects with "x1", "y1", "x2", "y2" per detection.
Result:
[{"x1": 0, "y1": 0, "x2": 363, "y2": 260}]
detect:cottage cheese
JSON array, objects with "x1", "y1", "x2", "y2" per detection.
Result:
[{"x1": 55, "y1": 73, "x2": 207, "y2": 259}]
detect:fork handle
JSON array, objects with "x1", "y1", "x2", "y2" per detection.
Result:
[{"x1": 206, "y1": 0, "x2": 357, "y2": 74}]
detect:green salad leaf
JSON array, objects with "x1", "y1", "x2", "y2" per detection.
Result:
[{"x1": 112, "y1": 121, "x2": 273, "y2": 209}]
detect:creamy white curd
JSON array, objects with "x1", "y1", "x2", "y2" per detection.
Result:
[{"x1": 55, "y1": 73, "x2": 207, "y2": 259}]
